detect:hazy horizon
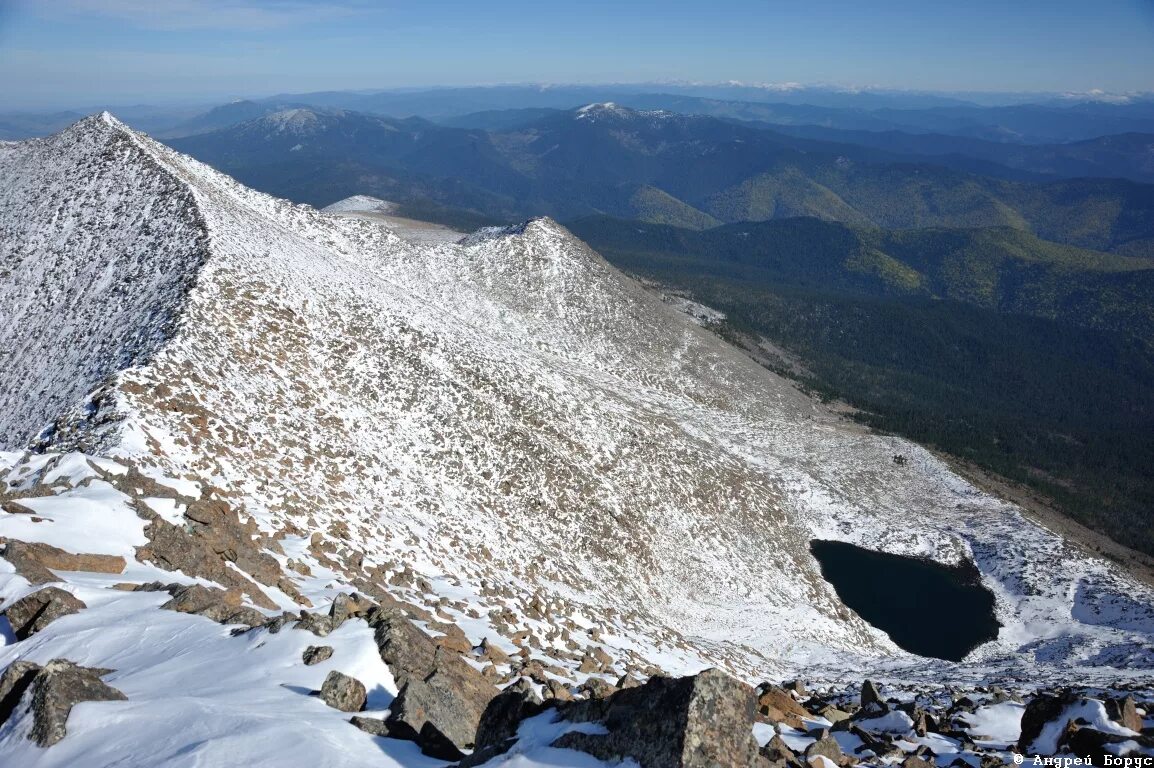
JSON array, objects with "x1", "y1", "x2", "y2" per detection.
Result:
[{"x1": 2, "y1": 0, "x2": 1152, "y2": 110}]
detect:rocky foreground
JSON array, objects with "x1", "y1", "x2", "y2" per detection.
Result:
[
  {"x1": 3, "y1": 568, "x2": 1151, "y2": 767},
  {"x1": 0, "y1": 451, "x2": 1150, "y2": 767}
]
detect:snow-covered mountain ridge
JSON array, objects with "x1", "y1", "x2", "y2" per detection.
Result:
[{"x1": 1, "y1": 113, "x2": 1153, "y2": 764}]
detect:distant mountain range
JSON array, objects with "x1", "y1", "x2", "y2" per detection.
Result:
[{"x1": 167, "y1": 103, "x2": 1154, "y2": 257}]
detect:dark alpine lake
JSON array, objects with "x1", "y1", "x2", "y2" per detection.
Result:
[{"x1": 809, "y1": 539, "x2": 1001, "y2": 661}]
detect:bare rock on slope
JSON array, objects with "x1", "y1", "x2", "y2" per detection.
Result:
[
  {"x1": 552, "y1": 667, "x2": 764, "y2": 768},
  {"x1": 460, "y1": 678, "x2": 547, "y2": 766},
  {"x1": 134, "y1": 507, "x2": 279, "y2": 610},
  {"x1": 142, "y1": 582, "x2": 269, "y2": 627},
  {"x1": 0, "y1": 539, "x2": 125, "y2": 585},
  {"x1": 1, "y1": 587, "x2": 86, "y2": 640},
  {"x1": 302, "y1": 645, "x2": 333, "y2": 666},
  {"x1": 1017, "y1": 691, "x2": 1072, "y2": 753},
  {"x1": 1106, "y1": 695, "x2": 1144, "y2": 733},
  {"x1": 368, "y1": 607, "x2": 498, "y2": 759},
  {"x1": 0, "y1": 659, "x2": 127, "y2": 747}
]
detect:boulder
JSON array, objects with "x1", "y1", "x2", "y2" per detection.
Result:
[
  {"x1": 0, "y1": 659, "x2": 127, "y2": 747},
  {"x1": 368, "y1": 608, "x2": 498, "y2": 759},
  {"x1": 552, "y1": 668, "x2": 763, "y2": 768},
  {"x1": 861, "y1": 679, "x2": 888, "y2": 713},
  {"x1": 580, "y1": 677, "x2": 619, "y2": 700},
  {"x1": 329, "y1": 592, "x2": 374, "y2": 628},
  {"x1": 901, "y1": 757, "x2": 934, "y2": 768},
  {"x1": 0, "y1": 660, "x2": 42, "y2": 724},
  {"x1": 367, "y1": 607, "x2": 439, "y2": 687},
  {"x1": 804, "y1": 735, "x2": 842, "y2": 765},
  {"x1": 758, "y1": 734, "x2": 797, "y2": 763},
  {"x1": 319, "y1": 670, "x2": 366, "y2": 713},
  {"x1": 1017, "y1": 691, "x2": 1070, "y2": 753},
  {"x1": 756, "y1": 683, "x2": 808, "y2": 729},
  {"x1": 1066, "y1": 726, "x2": 1131, "y2": 761},
  {"x1": 294, "y1": 611, "x2": 335, "y2": 637},
  {"x1": 134, "y1": 506, "x2": 279, "y2": 609},
  {"x1": 1106, "y1": 696, "x2": 1144, "y2": 733},
  {"x1": 349, "y1": 715, "x2": 390, "y2": 737},
  {"x1": 818, "y1": 705, "x2": 852, "y2": 724},
  {"x1": 460, "y1": 678, "x2": 547, "y2": 767},
  {"x1": 1, "y1": 587, "x2": 86, "y2": 640},
  {"x1": 386, "y1": 660, "x2": 497, "y2": 761},
  {"x1": 302, "y1": 645, "x2": 334, "y2": 666}
]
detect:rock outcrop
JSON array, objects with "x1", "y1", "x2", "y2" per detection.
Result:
[
  {"x1": 0, "y1": 659, "x2": 127, "y2": 747},
  {"x1": 1, "y1": 587, "x2": 86, "y2": 640},
  {"x1": 0, "y1": 539, "x2": 125, "y2": 585},
  {"x1": 368, "y1": 607, "x2": 498, "y2": 760},
  {"x1": 133, "y1": 582, "x2": 268, "y2": 627}
]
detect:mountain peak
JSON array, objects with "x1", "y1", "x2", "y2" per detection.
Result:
[
  {"x1": 65, "y1": 110, "x2": 132, "y2": 138},
  {"x1": 249, "y1": 107, "x2": 330, "y2": 135}
]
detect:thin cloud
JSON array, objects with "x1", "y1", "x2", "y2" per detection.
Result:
[{"x1": 39, "y1": 0, "x2": 381, "y2": 31}]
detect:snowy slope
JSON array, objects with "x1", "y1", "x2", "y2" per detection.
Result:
[{"x1": 1, "y1": 114, "x2": 1153, "y2": 765}]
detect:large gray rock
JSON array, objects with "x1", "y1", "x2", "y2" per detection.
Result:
[
  {"x1": 460, "y1": 678, "x2": 546, "y2": 767},
  {"x1": 369, "y1": 608, "x2": 498, "y2": 760},
  {"x1": 302, "y1": 645, "x2": 334, "y2": 666},
  {"x1": 1017, "y1": 691, "x2": 1071, "y2": 753},
  {"x1": 385, "y1": 656, "x2": 498, "y2": 761},
  {"x1": 319, "y1": 670, "x2": 366, "y2": 713},
  {"x1": 0, "y1": 660, "x2": 41, "y2": 725},
  {"x1": 0, "y1": 659, "x2": 127, "y2": 747},
  {"x1": 551, "y1": 668, "x2": 763, "y2": 768},
  {"x1": 861, "y1": 679, "x2": 887, "y2": 714},
  {"x1": 367, "y1": 607, "x2": 439, "y2": 687},
  {"x1": 1, "y1": 587, "x2": 86, "y2": 640}
]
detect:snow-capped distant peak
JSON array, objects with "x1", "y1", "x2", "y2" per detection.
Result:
[
  {"x1": 574, "y1": 102, "x2": 673, "y2": 123},
  {"x1": 257, "y1": 108, "x2": 324, "y2": 134}
]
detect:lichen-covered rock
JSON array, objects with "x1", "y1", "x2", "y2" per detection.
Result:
[
  {"x1": 0, "y1": 659, "x2": 127, "y2": 747},
  {"x1": 302, "y1": 645, "x2": 333, "y2": 666},
  {"x1": 1, "y1": 587, "x2": 86, "y2": 640},
  {"x1": 367, "y1": 607, "x2": 438, "y2": 687},
  {"x1": 319, "y1": 670, "x2": 366, "y2": 713},
  {"x1": 552, "y1": 668, "x2": 763, "y2": 768}
]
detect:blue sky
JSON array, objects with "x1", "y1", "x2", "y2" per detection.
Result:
[{"x1": 1, "y1": 0, "x2": 1152, "y2": 108}]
